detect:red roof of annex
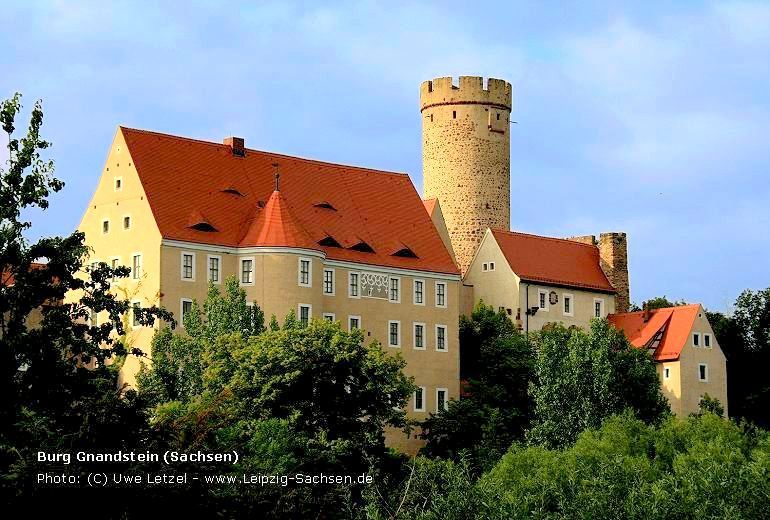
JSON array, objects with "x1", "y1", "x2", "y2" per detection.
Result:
[{"x1": 608, "y1": 304, "x2": 702, "y2": 361}]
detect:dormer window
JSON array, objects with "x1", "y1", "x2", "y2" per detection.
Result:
[
  {"x1": 221, "y1": 186, "x2": 243, "y2": 196},
  {"x1": 318, "y1": 235, "x2": 342, "y2": 248},
  {"x1": 190, "y1": 222, "x2": 218, "y2": 232},
  {"x1": 313, "y1": 201, "x2": 337, "y2": 211},
  {"x1": 393, "y1": 246, "x2": 417, "y2": 258},
  {"x1": 350, "y1": 241, "x2": 375, "y2": 253}
]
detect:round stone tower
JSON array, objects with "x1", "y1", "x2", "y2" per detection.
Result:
[{"x1": 420, "y1": 76, "x2": 512, "y2": 274}]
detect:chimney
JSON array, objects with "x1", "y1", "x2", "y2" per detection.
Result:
[
  {"x1": 224, "y1": 136, "x2": 245, "y2": 157},
  {"x1": 643, "y1": 303, "x2": 651, "y2": 322},
  {"x1": 599, "y1": 232, "x2": 630, "y2": 313}
]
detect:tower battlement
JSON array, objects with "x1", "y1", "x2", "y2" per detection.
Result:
[{"x1": 420, "y1": 76, "x2": 512, "y2": 112}]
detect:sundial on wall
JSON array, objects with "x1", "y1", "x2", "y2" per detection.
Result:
[
  {"x1": 360, "y1": 271, "x2": 389, "y2": 300},
  {"x1": 549, "y1": 291, "x2": 559, "y2": 305}
]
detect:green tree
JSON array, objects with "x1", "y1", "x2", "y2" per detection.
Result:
[
  {"x1": 641, "y1": 295, "x2": 687, "y2": 310},
  {"x1": 0, "y1": 93, "x2": 171, "y2": 506},
  {"x1": 421, "y1": 302, "x2": 533, "y2": 471},
  {"x1": 527, "y1": 320, "x2": 669, "y2": 448},
  {"x1": 137, "y1": 276, "x2": 264, "y2": 404}
]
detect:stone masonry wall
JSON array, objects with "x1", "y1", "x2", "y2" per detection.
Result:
[
  {"x1": 420, "y1": 76, "x2": 512, "y2": 274},
  {"x1": 567, "y1": 233, "x2": 630, "y2": 313}
]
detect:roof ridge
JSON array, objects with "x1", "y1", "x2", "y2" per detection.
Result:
[
  {"x1": 492, "y1": 228, "x2": 599, "y2": 249},
  {"x1": 611, "y1": 303, "x2": 700, "y2": 317},
  {"x1": 119, "y1": 126, "x2": 409, "y2": 178}
]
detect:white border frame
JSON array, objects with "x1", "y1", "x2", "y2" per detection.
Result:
[
  {"x1": 131, "y1": 252, "x2": 142, "y2": 280},
  {"x1": 102, "y1": 218, "x2": 110, "y2": 235},
  {"x1": 413, "y1": 322, "x2": 426, "y2": 350},
  {"x1": 593, "y1": 298, "x2": 605, "y2": 318},
  {"x1": 131, "y1": 300, "x2": 142, "y2": 329},
  {"x1": 387, "y1": 320, "x2": 401, "y2": 348},
  {"x1": 114, "y1": 176, "x2": 123, "y2": 192},
  {"x1": 207, "y1": 254, "x2": 222, "y2": 284},
  {"x1": 414, "y1": 386, "x2": 426, "y2": 412},
  {"x1": 122, "y1": 214, "x2": 131, "y2": 231},
  {"x1": 435, "y1": 388, "x2": 449, "y2": 412},
  {"x1": 180, "y1": 298, "x2": 193, "y2": 327},
  {"x1": 389, "y1": 276, "x2": 401, "y2": 303},
  {"x1": 348, "y1": 271, "x2": 361, "y2": 299},
  {"x1": 323, "y1": 267, "x2": 335, "y2": 296},
  {"x1": 435, "y1": 324, "x2": 448, "y2": 352},
  {"x1": 562, "y1": 292, "x2": 574, "y2": 317},
  {"x1": 489, "y1": 261, "x2": 496, "y2": 271},
  {"x1": 704, "y1": 333, "x2": 712, "y2": 349},
  {"x1": 239, "y1": 256, "x2": 255, "y2": 286},
  {"x1": 413, "y1": 279, "x2": 425, "y2": 306},
  {"x1": 435, "y1": 281, "x2": 447, "y2": 308},
  {"x1": 693, "y1": 332, "x2": 701, "y2": 348},
  {"x1": 298, "y1": 257, "x2": 312, "y2": 287},
  {"x1": 537, "y1": 288, "x2": 549, "y2": 312},
  {"x1": 348, "y1": 315, "x2": 361, "y2": 331},
  {"x1": 298, "y1": 303, "x2": 312, "y2": 325},
  {"x1": 698, "y1": 363, "x2": 709, "y2": 382},
  {"x1": 322, "y1": 312, "x2": 336, "y2": 322},
  {"x1": 180, "y1": 251, "x2": 196, "y2": 282}
]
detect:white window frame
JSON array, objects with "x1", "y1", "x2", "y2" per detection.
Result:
[
  {"x1": 109, "y1": 256, "x2": 120, "y2": 283},
  {"x1": 181, "y1": 251, "x2": 196, "y2": 281},
  {"x1": 348, "y1": 315, "x2": 361, "y2": 331},
  {"x1": 180, "y1": 298, "x2": 193, "y2": 327},
  {"x1": 593, "y1": 298, "x2": 605, "y2": 318},
  {"x1": 323, "y1": 268, "x2": 335, "y2": 296},
  {"x1": 131, "y1": 300, "x2": 142, "y2": 329},
  {"x1": 102, "y1": 219, "x2": 110, "y2": 234},
  {"x1": 114, "y1": 176, "x2": 123, "y2": 192},
  {"x1": 704, "y1": 333, "x2": 712, "y2": 349},
  {"x1": 482, "y1": 263, "x2": 488, "y2": 271},
  {"x1": 389, "y1": 276, "x2": 401, "y2": 303},
  {"x1": 413, "y1": 279, "x2": 425, "y2": 306},
  {"x1": 322, "y1": 312, "x2": 335, "y2": 322},
  {"x1": 298, "y1": 257, "x2": 312, "y2": 287},
  {"x1": 414, "y1": 386, "x2": 426, "y2": 412},
  {"x1": 435, "y1": 281, "x2": 447, "y2": 308},
  {"x1": 131, "y1": 253, "x2": 142, "y2": 280},
  {"x1": 207, "y1": 254, "x2": 222, "y2": 284},
  {"x1": 489, "y1": 261, "x2": 495, "y2": 271},
  {"x1": 240, "y1": 257, "x2": 255, "y2": 286},
  {"x1": 538, "y1": 289, "x2": 549, "y2": 311},
  {"x1": 436, "y1": 388, "x2": 448, "y2": 412},
  {"x1": 435, "y1": 324, "x2": 448, "y2": 352},
  {"x1": 298, "y1": 304, "x2": 312, "y2": 326},
  {"x1": 562, "y1": 293, "x2": 574, "y2": 317},
  {"x1": 693, "y1": 332, "x2": 701, "y2": 348},
  {"x1": 698, "y1": 363, "x2": 709, "y2": 382},
  {"x1": 388, "y1": 320, "x2": 401, "y2": 348},
  {"x1": 664, "y1": 366, "x2": 671, "y2": 379},
  {"x1": 413, "y1": 322, "x2": 426, "y2": 350},
  {"x1": 348, "y1": 271, "x2": 360, "y2": 299},
  {"x1": 122, "y1": 214, "x2": 131, "y2": 230}
]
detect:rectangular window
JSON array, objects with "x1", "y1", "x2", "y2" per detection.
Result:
[
  {"x1": 704, "y1": 333, "x2": 711, "y2": 348},
  {"x1": 132, "y1": 254, "x2": 142, "y2": 280},
  {"x1": 102, "y1": 219, "x2": 109, "y2": 234},
  {"x1": 207, "y1": 255, "x2": 221, "y2": 284},
  {"x1": 664, "y1": 367, "x2": 671, "y2": 379},
  {"x1": 563, "y1": 294, "x2": 573, "y2": 316},
  {"x1": 323, "y1": 268, "x2": 335, "y2": 295},
  {"x1": 123, "y1": 216, "x2": 131, "y2": 230},
  {"x1": 436, "y1": 388, "x2": 448, "y2": 412},
  {"x1": 436, "y1": 325, "x2": 447, "y2": 351},
  {"x1": 414, "y1": 279, "x2": 424, "y2": 305},
  {"x1": 241, "y1": 259, "x2": 254, "y2": 284},
  {"x1": 414, "y1": 387, "x2": 425, "y2": 412},
  {"x1": 489, "y1": 262, "x2": 495, "y2": 271},
  {"x1": 482, "y1": 263, "x2": 488, "y2": 271},
  {"x1": 413, "y1": 323, "x2": 425, "y2": 350},
  {"x1": 180, "y1": 299, "x2": 193, "y2": 324},
  {"x1": 693, "y1": 333, "x2": 700, "y2": 347},
  {"x1": 111, "y1": 258, "x2": 119, "y2": 282},
  {"x1": 298, "y1": 258, "x2": 311, "y2": 287},
  {"x1": 181, "y1": 252, "x2": 195, "y2": 280},
  {"x1": 538, "y1": 290, "x2": 548, "y2": 310},
  {"x1": 435, "y1": 282, "x2": 447, "y2": 308},
  {"x1": 389, "y1": 277, "x2": 400, "y2": 302},
  {"x1": 298, "y1": 304, "x2": 311, "y2": 326},
  {"x1": 388, "y1": 320, "x2": 401, "y2": 347},
  {"x1": 349, "y1": 272, "x2": 359, "y2": 298},
  {"x1": 322, "y1": 313, "x2": 335, "y2": 322},
  {"x1": 114, "y1": 177, "x2": 122, "y2": 191},
  {"x1": 348, "y1": 316, "x2": 361, "y2": 331},
  {"x1": 594, "y1": 299, "x2": 604, "y2": 318},
  {"x1": 698, "y1": 363, "x2": 708, "y2": 382},
  {"x1": 132, "y1": 301, "x2": 141, "y2": 328}
]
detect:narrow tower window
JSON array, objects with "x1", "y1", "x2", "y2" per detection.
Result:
[{"x1": 452, "y1": 110, "x2": 456, "y2": 119}]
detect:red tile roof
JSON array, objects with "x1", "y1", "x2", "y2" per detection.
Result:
[
  {"x1": 490, "y1": 229, "x2": 615, "y2": 292},
  {"x1": 423, "y1": 198, "x2": 437, "y2": 216},
  {"x1": 608, "y1": 304, "x2": 701, "y2": 361},
  {"x1": 120, "y1": 127, "x2": 458, "y2": 275}
]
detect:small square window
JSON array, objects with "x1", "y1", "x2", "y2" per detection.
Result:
[
  {"x1": 348, "y1": 316, "x2": 361, "y2": 331},
  {"x1": 322, "y1": 313, "x2": 335, "y2": 322}
]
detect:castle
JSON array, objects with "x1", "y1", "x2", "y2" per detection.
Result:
[{"x1": 71, "y1": 75, "x2": 727, "y2": 453}]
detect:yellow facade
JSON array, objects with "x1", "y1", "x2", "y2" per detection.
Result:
[{"x1": 73, "y1": 128, "x2": 461, "y2": 454}]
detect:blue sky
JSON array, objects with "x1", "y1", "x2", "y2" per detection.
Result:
[{"x1": 1, "y1": 1, "x2": 768, "y2": 312}]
